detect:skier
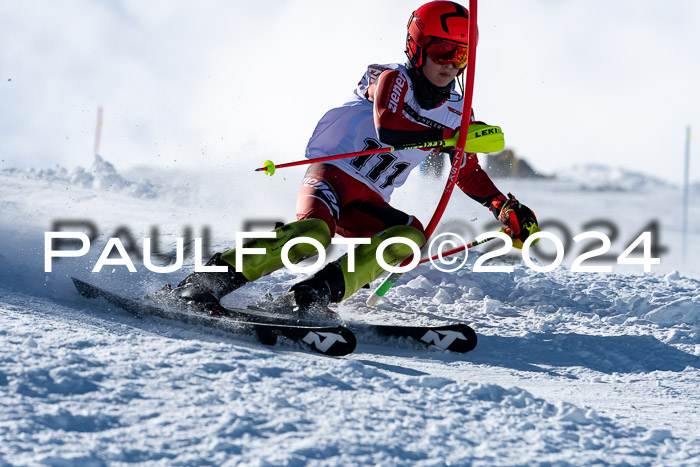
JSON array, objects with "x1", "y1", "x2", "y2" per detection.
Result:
[{"x1": 170, "y1": 0, "x2": 538, "y2": 313}]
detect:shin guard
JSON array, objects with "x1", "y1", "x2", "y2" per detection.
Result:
[
  {"x1": 220, "y1": 219, "x2": 331, "y2": 281},
  {"x1": 338, "y1": 225, "x2": 426, "y2": 301}
]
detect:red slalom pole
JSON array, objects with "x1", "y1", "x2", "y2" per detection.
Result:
[
  {"x1": 423, "y1": 0, "x2": 478, "y2": 241},
  {"x1": 367, "y1": 0, "x2": 479, "y2": 305}
]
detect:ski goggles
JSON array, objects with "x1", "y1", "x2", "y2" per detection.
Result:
[{"x1": 425, "y1": 38, "x2": 469, "y2": 69}]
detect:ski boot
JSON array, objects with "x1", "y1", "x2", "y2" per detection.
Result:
[
  {"x1": 163, "y1": 218, "x2": 333, "y2": 315},
  {"x1": 287, "y1": 224, "x2": 426, "y2": 318},
  {"x1": 168, "y1": 253, "x2": 248, "y2": 311},
  {"x1": 288, "y1": 261, "x2": 346, "y2": 321}
]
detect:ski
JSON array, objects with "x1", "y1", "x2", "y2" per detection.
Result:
[
  {"x1": 71, "y1": 278, "x2": 356, "y2": 357},
  {"x1": 197, "y1": 297, "x2": 478, "y2": 353},
  {"x1": 72, "y1": 278, "x2": 477, "y2": 354},
  {"x1": 227, "y1": 300, "x2": 478, "y2": 353},
  {"x1": 352, "y1": 322, "x2": 477, "y2": 353}
]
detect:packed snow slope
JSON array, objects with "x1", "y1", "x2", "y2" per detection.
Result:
[{"x1": 1, "y1": 157, "x2": 699, "y2": 465}]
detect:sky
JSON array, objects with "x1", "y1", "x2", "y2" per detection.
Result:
[{"x1": 0, "y1": 0, "x2": 698, "y2": 184}]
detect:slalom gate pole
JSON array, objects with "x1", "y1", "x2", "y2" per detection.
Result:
[
  {"x1": 94, "y1": 106, "x2": 103, "y2": 156},
  {"x1": 367, "y1": 0, "x2": 479, "y2": 306},
  {"x1": 682, "y1": 125, "x2": 691, "y2": 262}
]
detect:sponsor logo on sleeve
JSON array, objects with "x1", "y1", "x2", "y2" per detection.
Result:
[{"x1": 387, "y1": 74, "x2": 407, "y2": 113}]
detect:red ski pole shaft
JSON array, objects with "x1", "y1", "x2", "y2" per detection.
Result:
[
  {"x1": 256, "y1": 147, "x2": 394, "y2": 172},
  {"x1": 255, "y1": 138, "x2": 453, "y2": 173}
]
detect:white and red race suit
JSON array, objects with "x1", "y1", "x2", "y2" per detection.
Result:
[{"x1": 296, "y1": 63, "x2": 503, "y2": 238}]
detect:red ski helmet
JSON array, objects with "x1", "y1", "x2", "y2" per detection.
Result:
[{"x1": 405, "y1": 1, "x2": 478, "y2": 70}]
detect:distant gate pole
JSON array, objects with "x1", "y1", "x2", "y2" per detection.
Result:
[
  {"x1": 682, "y1": 126, "x2": 691, "y2": 263},
  {"x1": 94, "y1": 106, "x2": 104, "y2": 157}
]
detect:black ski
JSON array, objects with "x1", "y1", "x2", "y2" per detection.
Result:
[
  {"x1": 224, "y1": 299, "x2": 477, "y2": 353},
  {"x1": 71, "y1": 278, "x2": 356, "y2": 357},
  {"x1": 195, "y1": 297, "x2": 478, "y2": 353},
  {"x1": 352, "y1": 322, "x2": 477, "y2": 353}
]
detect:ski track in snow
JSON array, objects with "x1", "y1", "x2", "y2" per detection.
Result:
[{"x1": 1, "y1": 163, "x2": 700, "y2": 465}]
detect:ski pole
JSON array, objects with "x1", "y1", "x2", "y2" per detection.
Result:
[
  {"x1": 366, "y1": 233, "x2": 495, "y2": 306},
  {"x1": 367, "y1": 0, "x2": 480, "y2": 306},
  {"x1": 255, "y1": 123, "x2": 503, "y2": 175},
  {"x1": 419, "y1": 233, "x2": 501, "y2": 265}
]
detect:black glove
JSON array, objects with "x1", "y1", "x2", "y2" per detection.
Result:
[{"x1": 489, "y1": 193, "x2": 539, "y2": 249}]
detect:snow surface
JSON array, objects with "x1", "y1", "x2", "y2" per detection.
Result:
[{"x1": 1, "y1": 158, "x2": 700, "y2": 465}]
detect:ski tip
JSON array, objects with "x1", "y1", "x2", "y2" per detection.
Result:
[
  {"x1": 325, "y1": 328, "x2": 357, "y2": 357},
  {"x1": 448, "y1": 323, "x2": 478, "y2": 353},
  {"x1": 71, "y1": 277, "x2": 99, "y2": 299},
  {"x1": 415, "y1": 323, "x2": 478, "y2": 353}
]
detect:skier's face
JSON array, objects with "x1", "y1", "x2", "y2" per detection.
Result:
[{"x1": 422, "y1": 56, "x2": 459, "y2": 88}]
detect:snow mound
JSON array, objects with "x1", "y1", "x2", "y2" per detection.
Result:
[
  {"x1": 1, "y1": 155, "x2": 158, "y2": 198},
  {"x1": 556, "y1": 164, "x2": 673, "y2": 191}
]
